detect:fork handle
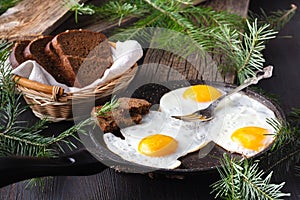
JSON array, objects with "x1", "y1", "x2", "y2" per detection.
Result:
[{"x1": 213, "y1": 66, "x2": 273, "y2": 105}]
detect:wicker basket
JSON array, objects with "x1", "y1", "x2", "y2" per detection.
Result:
[{"x1": 13, "y1": 43, "x2": 139, "y2": 122}]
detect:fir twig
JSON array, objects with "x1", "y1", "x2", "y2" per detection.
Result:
[
  {"x1": 64, "y1": 0, "x2": 95, "y2": 23},
  {"x1": 95, "y1": 1, "x2": 141, "y2": 26},
  {"x1": 25, "y1": 177, "x2": 50, "y2": 190},
  {"x1": 220, "y1": 19, "x2": 277, "y2": 84},
  {"x1": 100, "y1": 0, "x2": 277, "y2": 84},
  {"x1": 211, "y1": 154, "x2": 290, "y2": 200},
  {"x1": 288, "y1": 108, "x2": 300, "y2": 128},
  {"x1": 259, "y1": 109, "x2": 300, "y2": 175},
  {"x1": 65, "y1": 0, "x2": 282, "y2": 84},
  {"x1": 249, "y1": 4, "x2": 297, "y2": 31},
  {"x1": 64, "y1": 1, "x2": 295, "y2": 85},
  {"x1": 269, "y1": 108, "x2": 300, "y2": 153},
  {"x1": 45, "y1": 118, "x2": 91, "y2": 153},
  {"x1": 95, "y1": 96, "x2": 119, "y2": 116}
]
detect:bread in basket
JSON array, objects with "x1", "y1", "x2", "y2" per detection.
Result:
[{"x1": 11, "y1": 30, "x2": 141, "y2": 122}]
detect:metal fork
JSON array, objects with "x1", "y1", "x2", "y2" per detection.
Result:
[{"x1": 172, "y1": 66, "x2": 273, "y2": 122}]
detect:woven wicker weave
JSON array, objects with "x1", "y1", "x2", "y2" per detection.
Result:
[{"x1": 13, "y1": 42, "x2": 139, "y2": 122}]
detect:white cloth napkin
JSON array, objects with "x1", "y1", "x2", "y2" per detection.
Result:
[{"x1": 11, "y1": 40, "x2": 143, "y2": 93}]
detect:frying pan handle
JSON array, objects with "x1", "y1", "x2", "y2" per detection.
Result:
[{"x1": 0, "y1": 150, "x2": 108, "y2": 187}]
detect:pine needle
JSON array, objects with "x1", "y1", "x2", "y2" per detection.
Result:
[
  {"x1": 93, "y1": 0, "x2": 278, "y2": 84},
  {"x1": 211, "y1": 154, "x2": 290, "y2": 200},
  {"x1": 95, "y1": 1, "x2": 140, "y2": 26},
  {"x1": 63, "y1": 0, "x2": 95, "y2": 23},
  {"x1": 64, "y1": 1, "x2": 297, "y2": 85},
  {"x1": 249, "y1": 4, "x2": 297, "y2": 31},
  {"x1": 259, "y1": 109, "x2": 300, "y2": 175}
]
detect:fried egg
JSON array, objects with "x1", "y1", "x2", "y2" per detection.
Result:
[
  {"x1": 207, "y1": 93, "x2": 277, "y2": 157},
  {"x1": 159, "y1": 84, "x2": 278, "y2": 158},
  {"x1": 103, "y1": 84, "x2": 279, "y2": 169},
  {"x1": 103, "y1": 111, "x2": 208, "y2": 169},
  {"x1": 159, "y1": 84, "x2": 223, "y2": 116}
]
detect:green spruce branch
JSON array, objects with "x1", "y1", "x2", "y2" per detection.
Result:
[
  {"x1": 211, "y1": 154, "x2": 290, "y2": 200},
  {"x1": 64, "y1": 0, "x2": 95, "y2": 23},
  {"x1": 237, "y1": 20, "x2": 277, "y2": 83},
  {"x1": 94, "y1": 1, "x2": 140, "y2": 26},
  {"x1": 211, "y1": 95, "x2": 300, "y2": 198},
  {"x1": 65, "y1": 1, "x2": 296, "y2": 84},
  {"x1": 249, "y1": 4, "x2": 297, "y2": 31},
  {"x1": 65, "y1": 0, "x2": 279, "y2": 84},
  {"x1": 258, "y1": 109, "x2": 300, "y2": 176},
  {"x1": 95, "y1": 95, "x2": 119, "y2": 116}
]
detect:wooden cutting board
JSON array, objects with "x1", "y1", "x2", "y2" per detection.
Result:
[{"x1": 0, "y1": 0, "x2": 87, "y2": 41}]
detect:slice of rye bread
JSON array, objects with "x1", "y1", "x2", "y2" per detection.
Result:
[
  {"x1": 44, "y1": 40, "x2": 61, "y2": 65},
  {"x1": 92, "y1": 98, "x2": 151, "y2": 133},
  {"x1": 51, "y1": 29, "x2": 111, "y2": 57},
  {"x1": 23, "y1": 36, "x2": 68, "y2": 85},
  {"x1": 51, "y1": 29, "x2": 113, "y2": 87},
  {"x1": 117, "y1": 97, "x2": 152, "y2": 115},
  {"x1": 9, "y1": 40, "x2": 30, "y2": 69},
  {"x1": 23, "y1": 36, "x2": 53, "y2": 61},
  {"x1": 93, "y1": 110, "x2": 142, "y2": 133},
  {"x1": 63, "y1": 55, "x2": 114, "y2": 87}
]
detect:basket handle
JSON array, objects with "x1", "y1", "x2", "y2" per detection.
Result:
[{"x1": 13, "y1": 75, "x2": 64, "y2": 98}]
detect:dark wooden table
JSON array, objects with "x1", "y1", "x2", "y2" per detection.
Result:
[{"x1": 1, "y1": 0, "x2": 300, "y2": 199}]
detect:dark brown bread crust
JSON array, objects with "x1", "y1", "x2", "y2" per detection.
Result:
[
  {"x1": 63, "y1": 55, "x2": 114, "y2": 87},
  {"x1": 94, "y1": 110, "x2": 142, "y2": 133},
  {"x1": 93, "y1": 98, "x2": 151, "y2": 133},
  {"x1": 118, "y1": 98, "x2": 152, "y2": 115},
  {"x1": 23, "y1": 36, "x2": 53, "y2": 61},
  {"x1": 51, "y1": 29, "x2": 113, "y2": 87},
  {"x1": 9, "y1": 30, "x2": 113, "y2": 87},
  {"x1": 44, "y1": 41, "x2": 61, "y2": 65},
  {"x1": 9, "y1": 40, "x2": 30, "y2": 69},
  {"x1": 22, "y1": 36, "x2": 68, "y2": 85},
  {"x1": 52, "y1": 29, "x2": 109, "y2": 57}
]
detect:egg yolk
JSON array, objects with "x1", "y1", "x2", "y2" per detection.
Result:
[
  {"x1": 231, "y1": 126, "x2": 269, "y2": 151},
  {"x1": 183, "y1": 85, "x2": 222, "y2": 102},
  {"x1": 138, "y1": 134, "x2": 178, "y2": 157}
]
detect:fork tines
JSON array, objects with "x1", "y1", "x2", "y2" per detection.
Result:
[{"x1": 172, "y1": 113, "x2": 211, "y2": 122}]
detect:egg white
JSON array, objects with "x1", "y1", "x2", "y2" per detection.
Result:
[
  {"x1": 103, "y1": 111, "x2": 208, "y2": 169},
  {"x1": 207, "y1": 93, "x2": 277, "y2": 157},
  {"x1": 159, "y1": 85, "x2": 278, "y2": 158},
  {"x1": 159, "y1": 85, "x2": 225, "y2": 116},
  {"x1": 103, "y1": 85, "x2": 279, "y2": 169}
]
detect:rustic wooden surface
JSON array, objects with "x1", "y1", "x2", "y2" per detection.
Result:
[
  {"x1": 0, "y1": 0, "x2": 87, "y2": 41},
  {"x1": 1, "y1": 0, "x2": 300, "y2": 200},
  {"x1": 141, "y1": 49, "x2": 232, "y2": 84}
]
